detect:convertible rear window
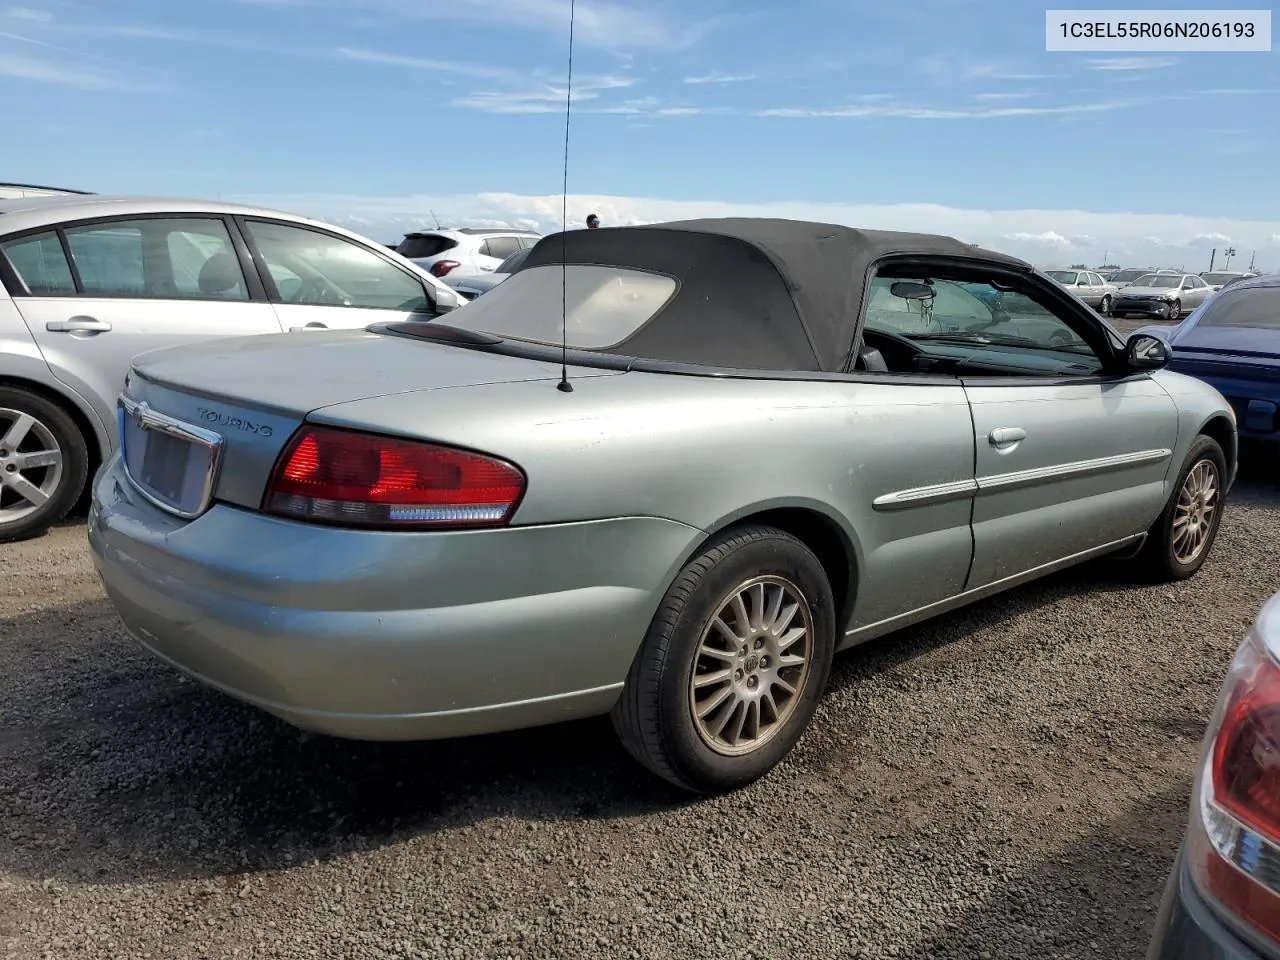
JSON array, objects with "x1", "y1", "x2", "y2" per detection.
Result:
[
  {"x1": 1196, "y1": 287, "x2": 1280, "y2": 329},
  {"x1": 445, "y1": 264, "x2": 678, "y2": 349}
]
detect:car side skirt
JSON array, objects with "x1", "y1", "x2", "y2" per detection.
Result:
[{"x1": 838, "y1": 532, "x2": 1145, "y2": 651}]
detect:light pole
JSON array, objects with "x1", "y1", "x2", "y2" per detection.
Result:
[{"x1": 1224, "y1": 246, "x2": 1237, "y2": 270}]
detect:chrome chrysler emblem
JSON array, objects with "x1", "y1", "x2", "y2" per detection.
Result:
[{"x1": 132, "y1": 401, "x2": 149, "y2": 429}]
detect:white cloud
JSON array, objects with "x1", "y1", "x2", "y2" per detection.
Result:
[
  {"x1": 335, "y1": 47, "x2": 515, "y2": 81},
  {"x1": 973, "y1": 91, "x2": 1036, "y2": 101},
  {"x1": 452, "y1": 74, "x2": 636, "y2": 114},
  {"x1": 3, "y1": 6, "x2": 51, "y2": 21},
  {"x1": 758, "y1": 100, "x2": 1135, "y2": 120},
  {"x1": 0, "y1": 51, "x2": 131, "y2": 88},
  {"x1": 1087, "y1": 56, "x2": 1178, "y2": 71},
  {"x1": 236, "y1": 0, "x2": 706, "y2": 50},
  {"x1": 1005, "y1": 231, "x2": 1071, "y2": 247},
  {"x1": 683, "y1": 71, "x2": 755, "y2": 84},
  {"x1": 227, "y1": 191, "x2": 1280, "y2": 270},
  {"x1": 1187, "y1": 232, "x2": 1231, "y2": 247}
]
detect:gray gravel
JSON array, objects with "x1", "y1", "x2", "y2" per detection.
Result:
[{"x1": 3, "y1": 456, "x2": 1278, "y2": 960}]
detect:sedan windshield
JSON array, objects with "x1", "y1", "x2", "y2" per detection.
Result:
[
  {"x1": 1046, "y1": 271, "x2": 1079, "y2": 283},
  {"x1": 1132, "y1": 275, "x2": 1181, "y2": 288},
  {"x1": 1196, "y1": 288, "x2": 1280, "y2": 329},
  {"x1": 445, "y1": 264, "x2": 677, "y2": 348}
]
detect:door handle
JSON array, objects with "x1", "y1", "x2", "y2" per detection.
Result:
[
  {"x1": 46, "y1": 316, "x2": 112, "y2": 333},
  {"x1": 289, "y1": 322, "x2": 328, "y2": 332},
  {"x1": 989, "y1": 427, "x2": 1027, "y2": 448}
]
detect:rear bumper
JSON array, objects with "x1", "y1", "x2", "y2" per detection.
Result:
[
  {"x1": 88, "y1": 454, "x2": 703, "y2": 740},
  {"x1": 1148, "y1": 847, "x2": 1276, "y2": 960}
]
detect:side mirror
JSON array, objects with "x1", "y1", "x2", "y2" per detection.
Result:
[
  {"x1": 433, "y1": 286, "x2": 460, "y2": 314},
  {"x1": 1126, "y1": 333, "x2": 1172, "y2": 370}
]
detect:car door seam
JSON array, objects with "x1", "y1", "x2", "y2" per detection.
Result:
[{"x1": 961, "y1": 380, "x2": 978, "y2": 593}]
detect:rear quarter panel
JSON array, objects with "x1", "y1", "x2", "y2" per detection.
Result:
[{"x1": 309, "y1": 371, "x2": 980, "y2": 632}]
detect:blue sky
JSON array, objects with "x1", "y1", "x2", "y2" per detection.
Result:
[{"x1": 2, "y1": 0, "x2": 1278, "y2": 268}]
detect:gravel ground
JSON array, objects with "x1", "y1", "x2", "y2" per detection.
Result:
[{"x1": 3, "y1": 440, "x2": 1278, "y2": 960}]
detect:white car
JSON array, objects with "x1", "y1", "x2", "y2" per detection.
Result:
[
  {"x1": 444, "y1": 248, "x2": 533, "y2": 300},
  {"x1": 1199, "y1": 270, "x2": 1257, "y2": 292},
  {"x1": 0, "y1": 194, "x2": 461, "y2": 542},
  {"x1": 394, "y1": 228, "x2": 541, "y2": 280}
]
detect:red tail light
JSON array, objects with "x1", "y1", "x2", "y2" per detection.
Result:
[
  {"x1": 430, "y1": 259, "x2": 461, "y2": 277},
  {"x1": 264, "y1": 426, "x2": 525, "y2": 529},
  {"x1": 1188, "y1": 622, "x2": 1280, "y2": 946}
]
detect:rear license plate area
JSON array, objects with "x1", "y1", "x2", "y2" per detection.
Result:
[{"x1": 119, "y1": 401, "x2": 223, "y2": 518}]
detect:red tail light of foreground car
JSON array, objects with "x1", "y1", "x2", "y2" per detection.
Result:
[
  {"x1": 264, "y1": 426, "x2": 526, "y2": 529},
  {"x1": 1187, "y1": 618, "x2": 1280, "y2": 948}
]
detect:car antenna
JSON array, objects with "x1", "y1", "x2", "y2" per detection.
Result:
[
  {"x1": 430, "y1": 209, "x2": 441, "y2": 230},
  {"x1": 555, "y1": 0, "x2": 576, "y2": 393}
]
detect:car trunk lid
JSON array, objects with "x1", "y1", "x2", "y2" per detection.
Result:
[{"x1": 122, "y1": 328, "x2": 619, "y2": 513}]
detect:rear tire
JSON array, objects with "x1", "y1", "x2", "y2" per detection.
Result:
[
  {"x1": 1138, "y1": 435, "x2": 1226, "y2": 581},
  {"x1": 0, "y1": 388, "x2": 88, "y2": 543},
  {"x1": 1099, "y1": 295, "x2": 1112, "y2": 315},
  {"x1": 611, "y1": 525, "x2": 836, "y2": 794}
]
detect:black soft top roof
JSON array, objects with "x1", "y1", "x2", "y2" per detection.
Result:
[{"x1": 520, "y1": 218, "x2": 1031, "y2": 372}]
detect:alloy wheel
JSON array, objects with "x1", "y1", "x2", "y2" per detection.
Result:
[
  {"x1": 0, "y1": 407, "x2": 65, "y2": 526},
  {"x1": 689, "y1": 575, "x2": 813, "y2": 756},
  {"x1": 1172, "y1": 458, "x2": 1219, "y2": 565}
]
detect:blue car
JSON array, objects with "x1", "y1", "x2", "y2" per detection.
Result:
[{"x1": 1136, "y1": 276, "x2": 1280, "y2": 449}]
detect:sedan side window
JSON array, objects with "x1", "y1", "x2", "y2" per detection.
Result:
[
  {"x1": 859, "y1": 273, "x2": 1105, "y2": 378},
  {"x1": 62, "y1": 218, "x2": 249, "y2": 300},
  {"x1": 243, "y1": 220, "x2": 429, "y2": 311},
  {"x1": 1, "y1": 231, "x2": 76, "y2": 296}
]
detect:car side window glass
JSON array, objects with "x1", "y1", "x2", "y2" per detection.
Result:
[
  {"x1": 61, "y1": 217, "x2": 249, "y2": 300},
  {"x1": 64, "y1": 223, "x2": 146, "y2": 296},
  {"x1": 1, "y1": 231, "x2": 76, "y2": 295},
  {"x1": 483, "y1": 236, "x2": 523, "y2": 260},
  {"x1": 243, "y1": 220, "x2": 429, "y2": 311},
  {"x1": 860, "y1": 273, "x2": 1104, "y2": 378}
]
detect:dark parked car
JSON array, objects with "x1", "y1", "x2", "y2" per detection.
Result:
[
  {"x1": 1147, "y1": 591, "x2": 1280, "y2": 959},
  {"x1": 1135, "y1": 276, "x2": 1280, "y2": 450}
]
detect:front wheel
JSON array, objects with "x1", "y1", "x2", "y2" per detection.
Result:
[
  {"x1": 1138, "y1": 435, "x2": 1226, "y2": 581},
  {"x1": 0, "y1": 388, "x2": 88, "y2": 543},
  {"x1": 1167, "y1": 299, "x2": 1182, "y2": 322},
  {"x1": 611, "y1": 525, "x2": 836, "y2": 794}
]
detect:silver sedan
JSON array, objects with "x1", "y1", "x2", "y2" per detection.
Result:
[
  {"x1": 1111, "y1": 272, "x2": 1215, "y2": 321},
  {"x1": 89, "y1": 219, "x2": 1236, "y2": 794},
  {"x1": 1044, "y1": 269, "x2": 1118, "y2": 314},
  {"x1": 0, "y1": 195, "x2": 461, "y2": 542}
]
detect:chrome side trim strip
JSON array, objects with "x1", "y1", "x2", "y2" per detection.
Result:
[
  {"x1": 978, "y1": 448, "x2": 1172, "y2": 494},
  {"x1": 871, "y1": 448, "x2": 1172, "y2": 511},
  {"x1": 871, "y1": 479, "x2": 979, "y2": 511},
  {"x1": 839, "y1": 533, "x2": 1145, "y2": 649}
]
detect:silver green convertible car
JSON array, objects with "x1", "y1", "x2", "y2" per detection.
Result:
[{"x1": 88, "y1": 219, "x2": 1236, "y2": 794}]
